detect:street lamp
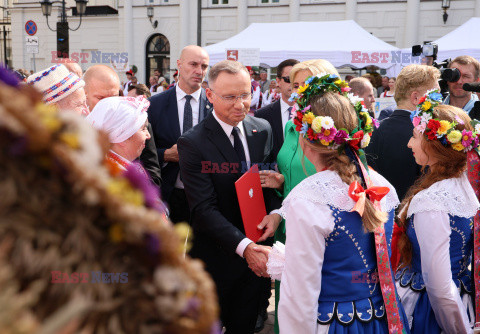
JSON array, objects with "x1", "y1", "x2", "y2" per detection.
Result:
[
  {"x1": 40, "y1": 0, "x2": 88, "y2": 58},
  {"x1": 442, "y1": 0, "x2": 450, "y2": 24},
  {"x1": 147, "y1": 6, "x2": 158, "y2": 29}
]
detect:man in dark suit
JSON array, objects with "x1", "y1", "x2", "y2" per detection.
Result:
[
  {"x1": 178, "y1": 60, "x2": 282, "y2": 334},
  {"x1": 366, "y1": 64, "x2": 440, "y2": 201},
  {"x1": 147, "y1": 45, "x2": 211, "y2": 223},
  {"x1": 255, "y1": 59, "x2": 299, "y2": 160}
]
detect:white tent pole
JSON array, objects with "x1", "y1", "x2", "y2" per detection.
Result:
[
  {"x1": 237, "y1": 0, "x2": 248, "y2": 33},
  {"x1": 475, "y1": 0, "x2": 480, "y2": 17},
  {"x1": 289, "y1": 0, "x2": 300, "y2": 22},
  {"x1": 403, "y1": 0, "x2": 420, "y2": 48},
  {"x1": 345, "y1": 0, "x2": 357, "y2": 21}
]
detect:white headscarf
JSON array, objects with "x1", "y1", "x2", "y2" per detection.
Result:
[{"x1": 86, "y1": 96, "x2": 150, "y2": 143}]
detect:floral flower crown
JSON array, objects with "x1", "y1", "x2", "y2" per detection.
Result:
[
  {"x1": 411, "y1": 89, "x2": 480, "y2": 152},
  {"x1": 290, "y1": 73, "x2": 379, "y2": 151}
]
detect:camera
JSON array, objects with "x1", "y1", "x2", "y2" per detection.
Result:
[
  {"x1": 412, "y1": 42, "x2": 438, "y2": 58},
  {"x1": 412, "y1": 42, "x2": 461, "y2": 97}
]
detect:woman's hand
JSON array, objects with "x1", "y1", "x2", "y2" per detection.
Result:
[
  {"x1": 259, "y1": 170, "x2": 284, "y2": 190},
  {"x1": 257, "y1": 213, "x2": 282, "y2": 242}
]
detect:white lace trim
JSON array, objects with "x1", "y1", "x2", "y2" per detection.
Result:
[
  {"x1": 407, "y1": 173, "x2": 480, "y2": 218},
  {"x1": 266, "y1": 242, "x2": 285, "y2": 281},
  {"x1": 278, "y1": 170, "x2": 399, "y2": 219}
]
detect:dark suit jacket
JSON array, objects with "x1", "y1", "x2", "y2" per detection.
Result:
[
  {"x1": 366, "y1": 109, "x2": 421, "y2": 201},
  {"x1": 147, "y1": 87, "x2": 211, "y2": 200},
  {"x1": 139, "y1": 124, "x2": 162, "y2": 187},
  {"x1": 378, "y1": 105, "x2": 396, "y2": 121},
  {"x1": 254, "y1": 100, "x2": 283, "y2": 160},
  {"x1": 177, "y1": 113, "x2": 281, "y2": 279}
]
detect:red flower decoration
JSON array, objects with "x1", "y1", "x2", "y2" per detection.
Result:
[
  {"x1": 349, "y1": 130, "x2": 364, "y2": 151},
  {"x1": 293, "y1": 117, "x2": 302, "y2": 128},
  {"x1": 418, "y1": 96, "x2": 426, "y2": 104},
  {"x1": 307, "y1": 128, "x2": 317, "y2": 141},
  {"x1": 427, "y1": 119, "x2": 441, "y2": 133},
  {"x1": 426, "y1": 130, "x2": 437, "y2": 141}
]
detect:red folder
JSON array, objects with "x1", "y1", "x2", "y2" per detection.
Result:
[{"x1": 235, "y1": 164, "x2": 267, "y2": 243}]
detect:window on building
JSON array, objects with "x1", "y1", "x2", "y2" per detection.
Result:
[
  {"x1": 212, "y1": 0, "x2": 228, "y2": 4},
  {"x1": 261, "y1": 0, "x2": 280, "y2": 3}
]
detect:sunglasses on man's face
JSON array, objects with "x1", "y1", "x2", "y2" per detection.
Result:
[{"x1": 280, "y1": 76, "x2": 290, "y2": 83}]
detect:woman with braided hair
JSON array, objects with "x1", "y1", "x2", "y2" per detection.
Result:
[
  {"x1": 259, "y1": 74, "x2": 409, "y2": 333},
  {"x1": 395, "y1": 91, "x2": 480, "y2": 333}
]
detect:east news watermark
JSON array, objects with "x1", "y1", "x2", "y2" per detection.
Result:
[
  {"x1": 350, "y1": 51, "x2": 424, "y2": 65},
  {"x1": 51, "y1": 271, "x2": 128, "y2": 284},
  {"x1": 51, "y1": 51, "x2": 128, "y2": 64}
]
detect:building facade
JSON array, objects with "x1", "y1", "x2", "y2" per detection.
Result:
[{"x1": 11, "y1": 0, "x2": 480, "y2": 84}]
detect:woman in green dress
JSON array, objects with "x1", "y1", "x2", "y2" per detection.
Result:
[{"x1": 258, "y1": 59, "x2": 340, "y2": 334}]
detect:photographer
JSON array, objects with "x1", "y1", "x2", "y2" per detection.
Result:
[{"x1": 445, "y1": 55, "x2": 480, "y2": 114}]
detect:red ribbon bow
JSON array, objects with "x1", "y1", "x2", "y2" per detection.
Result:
[{"x1": 348, "y1": 181, "x2": 390, "y2": 216}]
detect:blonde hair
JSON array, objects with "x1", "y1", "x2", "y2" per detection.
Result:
[
  {"x1": 289, "y1": 59, "x2": 339, "y2": 83},
  {"x1": 394, "y1": 65, "x2": 440, "y2": 104},
  {"x1": 303, "y1": 92, "x2": 387, "y2": 232},
  {"x1": 398, "y1": 104, "x2": 471, "y2": 266}
]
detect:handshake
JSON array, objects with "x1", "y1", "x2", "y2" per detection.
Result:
[{"x1": 243, "y1": 213, "x2": 282, "y2": 277}]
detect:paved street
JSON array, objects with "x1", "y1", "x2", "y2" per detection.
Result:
[{"x1": 258, "y1": 288, "x2": 276, "y2": 334}]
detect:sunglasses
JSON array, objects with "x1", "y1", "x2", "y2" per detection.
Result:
[{"x1": 280, "y1": 76, "x2": 290, "y2": 83}]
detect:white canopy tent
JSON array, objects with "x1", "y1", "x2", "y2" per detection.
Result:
[
  {"x1": 204, "y1": 20, "x2": 398, "y2": 70},
  {"x1": 434, "y1": 17, "x2": 480, "y2": 61}
]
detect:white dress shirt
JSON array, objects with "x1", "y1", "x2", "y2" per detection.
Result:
[
  {"x1": 279, "y1": 97, "x2": 292, "y2": 137},
  {"x1": 212, "y1": 111, "x2": 253, "y2": 257},
  {"x1": 174, "y1": 85, "x2": 202, "y2": 189}
]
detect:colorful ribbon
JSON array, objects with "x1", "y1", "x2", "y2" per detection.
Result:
[
  {"x1": 355, "y1": 153, "x2": 405, "y2": 334},
  {"x1": 390, "y1": 223, "x2": 405, "y2": 271},
  {"x1": 466, "y1": 150, "x2": 480, "y2": 328},
  {"x1": 348, "y1": 181, "x2": 390, "y2": 216}
]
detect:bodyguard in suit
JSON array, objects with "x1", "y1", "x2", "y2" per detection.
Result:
[
  {"x1": 178, "y1": 60, "x2": 282, "y2": 334},
  {"x1": 255, "y1": 59, "x2": 299, "y2": 160},
  {"x1": 366, "y1": 64, "x2": 440, "y2": 201},
  {"x1": 147, "y1": 45, "x2": 211, "y2": 223}
]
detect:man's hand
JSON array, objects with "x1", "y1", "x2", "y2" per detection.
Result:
[
  {"x1": 164, "y1": 144, "x2": 179, "y2": 162},
  {"x1": 259, "y1": 170, "x2": 284, "y2": 190},
  {"x1": 244, "y1": 243, "x2": 270, "y2": 277},
  {"x1": 257, "y1": 213, "x2": 282, "y2": 242}
]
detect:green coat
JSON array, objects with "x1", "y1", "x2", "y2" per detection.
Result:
[
  {"x1": 274, "y1": 120, "x2": 316, "y2": 333},
  {"x1": 274, "y1": 121, "x2": 316, "y2": 243}
]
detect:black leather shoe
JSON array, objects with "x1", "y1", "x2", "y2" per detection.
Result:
[{"x1": 254, "y1": 313, "x2": 265, "y2": 333}]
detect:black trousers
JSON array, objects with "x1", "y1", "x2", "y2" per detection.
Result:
[
  {"x1": 168, "y1": 188, "x2": 190, "y2": 224},
  {"x1": 216, "y1": 264, "x2": 263, "y2": 334}
]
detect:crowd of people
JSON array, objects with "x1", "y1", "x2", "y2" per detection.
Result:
[{"x1": 2, "y1": 44, "x2": 480, "y2": 334}]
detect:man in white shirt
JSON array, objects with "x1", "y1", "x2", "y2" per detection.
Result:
[
  {"x1": 147, "y1": 45, "x2": 212, "y2": 223},
  {"x1": 122, "y1": 69, "x2": 133, "y2": 96},
  {"x1": 178, "y1": 60, "x2": 281, "y2": 334}
]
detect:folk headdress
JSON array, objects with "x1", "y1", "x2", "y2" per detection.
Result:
[
  {"x1": 411, "y1": 89, "x2": 480, "y2": 153},
  {"x1": 290, "y1": 73, "x2": 379, "y2": 152},
  {"x1": 290, "y1": 73, "x2": 379, "y2": 171}
]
